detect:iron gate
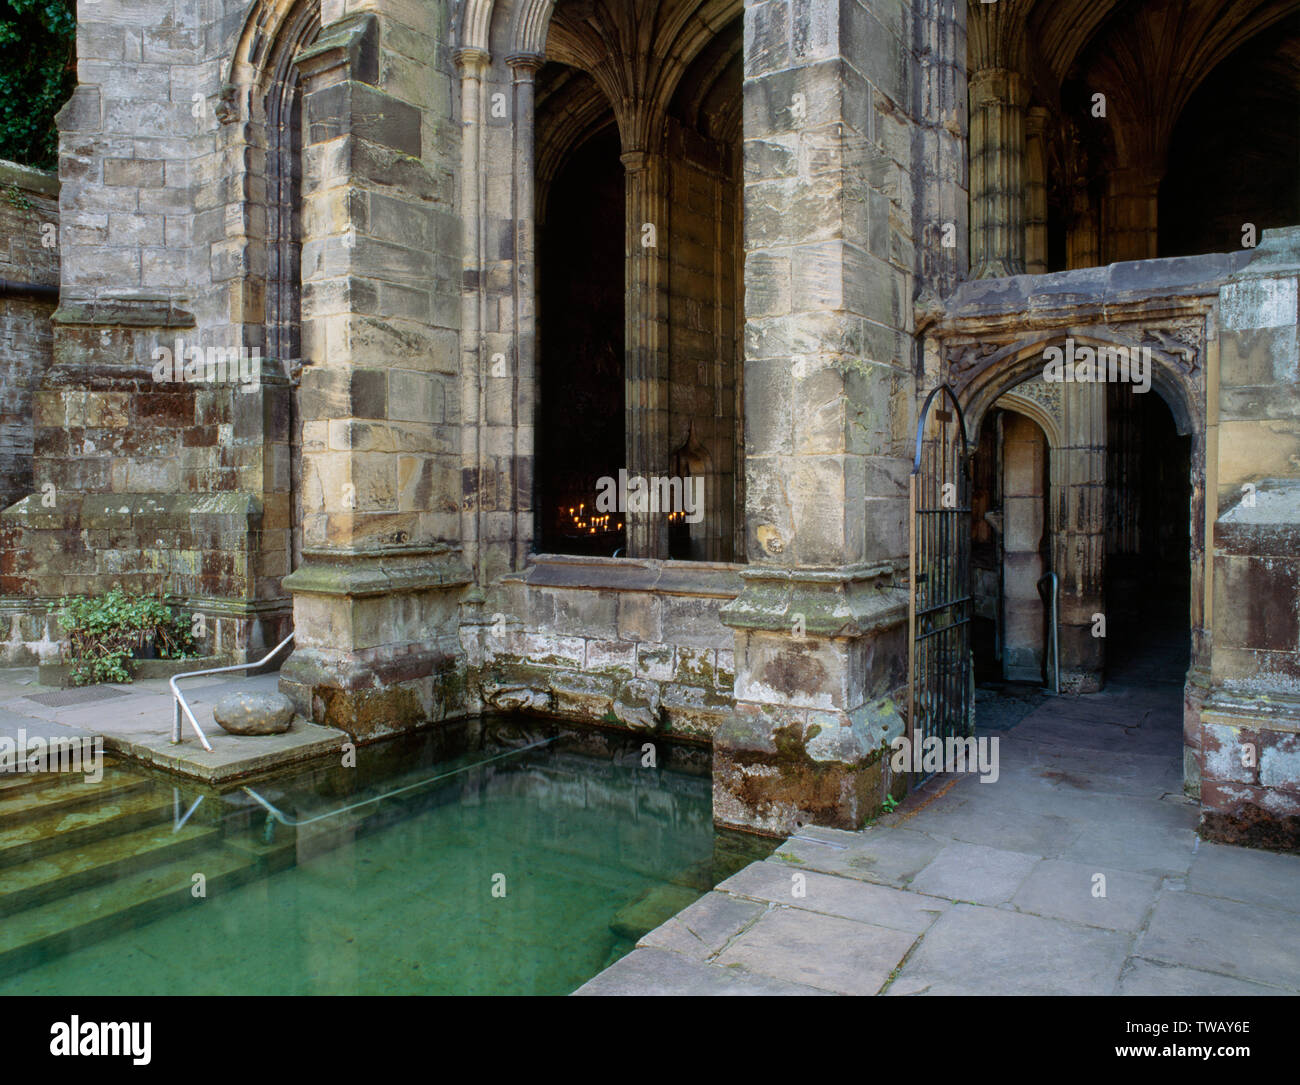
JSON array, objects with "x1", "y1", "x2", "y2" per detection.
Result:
[{"x1": 907, "y1": 385, "x2": 973, "y2": 787}]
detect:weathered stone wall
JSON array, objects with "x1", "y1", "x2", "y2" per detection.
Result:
[
  {"x1": 0, "y1": 161, "x2": 61, "y2": 663},
  {"x1": 0, "y1": 161, "x2": 59, "y2": 513},
  {"x1": 0, "y1": 0, "x2": 306, "y2": 663},
  {"x1": 469, "y1": 556, "x2": 740, "y2": 743}
]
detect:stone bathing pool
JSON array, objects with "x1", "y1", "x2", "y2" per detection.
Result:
[{"x1": 0, "y1": 717, "x2": 773, "y2": 995}]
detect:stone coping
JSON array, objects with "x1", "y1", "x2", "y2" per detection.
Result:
[
  {"x1": 0, "y1": 159, "x2": 58, "y2": 197},
  {"x1": 519, "y1": 554, "x2": 745, "y2": 598}
]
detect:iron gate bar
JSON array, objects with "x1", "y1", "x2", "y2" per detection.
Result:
[{"x1": 907, "y1": 384, "x2": 973, "y2": 789}]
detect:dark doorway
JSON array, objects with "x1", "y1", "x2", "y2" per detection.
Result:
[{"x1": 1104, "y1": 384, "x2": 1192, "y2": 684}]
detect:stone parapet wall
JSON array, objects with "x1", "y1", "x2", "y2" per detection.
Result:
[{"x1": 466, "y1": 556, "x2": 741, "y2": 743}]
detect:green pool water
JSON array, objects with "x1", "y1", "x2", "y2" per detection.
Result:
[{"x1": 0, "y1": 719, "x2": 773, "y2": 996}]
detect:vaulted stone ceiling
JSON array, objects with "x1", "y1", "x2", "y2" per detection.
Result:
[
  {"x1": 982, "y1": 0, "x2": 1299, "y2": 170},
  {"x1": 543, "y1": 0, "x2": 741, "y2": 150}
]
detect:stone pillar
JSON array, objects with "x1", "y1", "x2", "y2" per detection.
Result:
[
  {"x1": 622, "y1": 148, "x2": 670, "y2": 559},
  {"x1": 968, "y1": 68, "x2": 1026, "y2": 279},
  {"x1": 456, "y1": 47, "x2": 487, "y2": 584},
  {"x1": 1066, "y1": 181, "x2": 1101, "y2": 270},
  {"x1": 1198, "y1": 227, "x2": 1300, "y2": 849},
  {"x1": 1024, "y1": 107, "x2": 1049, "y2": 275},
  {"x1": 278, "y1": 12, "x2": 470, "y2": 739},
  {"x1": 715, "y1": 0, "x2": 950, "y2": 833},
  {"x1": 1103, "y1": 166, "x2": 1161, "y2": 264},
  {"x1": 1056, "y1": 380, "x2": 1106, "y2": 692},
  {"x1": 507, "y1": 54, "x2": 543, "y2": 570}
]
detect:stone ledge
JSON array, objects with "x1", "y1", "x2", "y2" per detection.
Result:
[
  {"x1": 522, "y1": 554, "x2": 744, "y2": 598},
  {"x1": 1, "y1": 491, "x2": 263, "y2": 531},
  {"x1": 284, "y1": 545, "x2": 471, "y2": 598},
  {"x1": 53, "y1": 293, "x2": 195, "y2": 328}
]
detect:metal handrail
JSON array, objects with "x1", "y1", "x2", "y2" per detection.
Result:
[
  {"x1": 169, "y1": 631, "x2": 296, "y2": 751},
  {"x1": 240, "y1": 737, "x2": 557, "y2": 828},
  {"x1": 1037, "y1": 572, "x2": 1060, "y2": 695}
]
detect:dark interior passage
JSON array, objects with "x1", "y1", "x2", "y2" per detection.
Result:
[
  {"x1": 536, "y1": 125, "x2": 626, "y2": 557},
  {"x1": 1104, "y1": 384, "x2": 1192, "y2": 685}
]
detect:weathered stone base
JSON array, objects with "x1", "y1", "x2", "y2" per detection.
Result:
[
  {"x1": 1199, "y1": 803, "x2": 1300, "y2": 853},
  {"x1": 1198, "y1": 690, "x2": 1300, "y2": 852},
  {"x1": 280, "y1": 546, "x2": 471, "y2": 742},
  {"x1": 711, "y1": 700, "x2": 903, "y2": 836}
]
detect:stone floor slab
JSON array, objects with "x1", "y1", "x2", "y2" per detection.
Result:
[
  {"x1": 1011, "y1": 859, "x2": 1159, "y2": 932},
  {"x1": 909, "y1": 842, "x2": 1040, "y2": 905},
  {"x1": 886, "y1": 903, "x2": 1130, "y2": 996},
  {"x1": 1117, "y1": 957, "x2": 1292, "y2": 996},
  {"x1": 638, "y1": 891, "x2": 766, "y2": 961},
  {"x1": 1138, "y1": 890, "x2": 1300, "y2": 991},
  {"x1": 1186, "y1": 840, "x2": 1300, "y2": 914},
  {"x1": 714, "y1": 907, "x2": 917, "y2": 996},
  {"x1": 719, "y1": 860, "x2": 949, "y2": 934}
]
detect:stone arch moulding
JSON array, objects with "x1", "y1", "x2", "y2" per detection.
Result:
[
  {"x1": 994, "y1": 389, "x2": 1062, "y2": 452},
  {"x1": 454, "y1": 0, "x2": 554, "y2": 56},
  {"x1": 223, "y1": 0, "x2": 323, "y2": 118},
  {"x1": 952, "y1": 325, "x2": 1204, "y2": 440}
]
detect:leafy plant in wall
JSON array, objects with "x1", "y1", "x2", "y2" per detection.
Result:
[{"x1": 50, "y1": 588, "x2": 199, "y2": 686}]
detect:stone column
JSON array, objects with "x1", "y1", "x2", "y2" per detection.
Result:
[
  {"x1": 969, "y1": 68, "x2": 1027, "y2": 279},
  {"x1": 508, "y1": 54, "x2": 543, "y2": 570},
  {"x1": 622, "y1": 148, "x2": 670, "y2": 559},
  {"x1": 715, "y1": 0, "x2": 951, "y2": 833},
  {"x1": 278, "y1": 13, "x2": 470, "y2": 739},
  {"x1": 456, "y1": 47, "x2": 487, "y2": 584},
  {"x1": 1024, "y1": 107, "x2": 1050, "y2": 275},
  {"x1": 1056, "y1": 380, "x2": 1106, "y2": 692}
]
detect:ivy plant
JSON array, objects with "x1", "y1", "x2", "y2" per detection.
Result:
[{"x1": 0, "y1": 0, "x2": 75, "y2": 169}]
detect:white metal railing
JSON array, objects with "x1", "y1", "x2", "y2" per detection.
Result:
[{"x1": 169, "y1": 631, "x2": 296, "y2": 751}]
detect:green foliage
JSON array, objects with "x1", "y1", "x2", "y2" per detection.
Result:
[
  {"x1": 0, "y1": 0, "x2": 75, "y2": 169},
  {"x1": 50, "y1": 588, "x2": 198, "y2": 686},
  {"x1": 881, "y1": 794, "x2": 901, "y2": 813}
]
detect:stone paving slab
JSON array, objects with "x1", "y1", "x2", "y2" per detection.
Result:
[
  {"x1": 885, "y1": 903, "x2": 1132, "y2": 996},
  {"x1": 718, "y1": 859, "x2": 949, "y2": 933},
  {"x1": 639, "y1": 891, "x2": 766, "y2": 961},
  {"x1": 714, "y1": 908, "x2": 917, "y2": 996},
  {"x1": 774, "y1": 826, "x2": 944, "y2": 888},
  {"x1": 1010, "y1": 859, "x2": 1160, "y2": 932},
  {"x1": 1185, "y1": 840, "x2": 1300, "y2": 914},
  {"x1": 1116, "y1": 958, "x2": 1294, "y2": 996},
  {"x1": 908, "y1": 841, "x2": 1039, "y2": 905},
  {"x1": 1137, "y1": 890, "x2": 1300, "y2": 991}
]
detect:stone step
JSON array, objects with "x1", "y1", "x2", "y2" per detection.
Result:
[
  {"x1": 0, "y1": 822, "x2": 220, "y2": 918},
  {"x1": 0, "y1": 791, "x2": 174, "y2": 870},
  {"x1": 0, "y1": 756, "x2": 125, "y2": 798},
  {"x1": 0, "y1": 769, "x2": 153, "y2": 827},
  {"x1": 0, "y1": 846, "x2": 261, "y2": 980}
]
